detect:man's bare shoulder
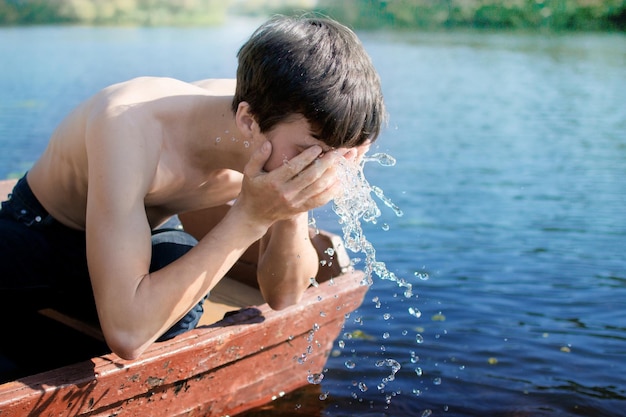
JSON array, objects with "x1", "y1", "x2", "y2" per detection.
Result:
[
  {"x1": 85, "y1": 77, "x2": 234, "y2": 119},
  {"x1": 191, "y1": 78, "x2": 236, "y2": 95},
  {"x1": 95, "y1": 77, "x2": 204, "y2": 105}
]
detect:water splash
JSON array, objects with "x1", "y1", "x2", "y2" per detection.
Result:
[
  {"x1": 375, "y1": 358, "x2": 402, "y2": 389},
  {"x1": 332, "y1": 153, "x2": 410, "y2": 295}
]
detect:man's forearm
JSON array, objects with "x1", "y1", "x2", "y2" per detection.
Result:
[{"x1": 257, "y1": 213, "x2": 319, "y2": 310}]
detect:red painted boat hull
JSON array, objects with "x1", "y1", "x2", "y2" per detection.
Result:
[{"x1": 0, "y1": 269, "x2": 366, "y2": 417}]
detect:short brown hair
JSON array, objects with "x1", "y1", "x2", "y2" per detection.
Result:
[{"x1": 232, "y1": 15, "x2": 386, "y2": 148}]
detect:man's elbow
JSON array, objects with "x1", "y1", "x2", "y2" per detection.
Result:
[
  {"x1": 265, "y1": 292, "x2": 303, "y2": 311},
  {"x1": 103, "y1": 330, "x2": 148, "y2": 361}
]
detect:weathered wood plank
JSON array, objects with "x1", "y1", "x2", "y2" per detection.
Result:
[{"x1": 0, "y1": 270, "x2": 367, "y2": 417}]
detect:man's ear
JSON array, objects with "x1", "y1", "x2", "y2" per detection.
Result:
[
  {"x1": 355, "y1": 140, "x2": 372, "y2": 161},
  {"x1": 235, "y1": 102, "x2": 257, "y2": 138},
  {"x1": 342, "y1": 148, "x2": 359, "y2": 162}
]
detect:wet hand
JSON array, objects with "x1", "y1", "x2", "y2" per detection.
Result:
[{"x1": 236, "y1": 141, "x2": 343, "y2": 225}]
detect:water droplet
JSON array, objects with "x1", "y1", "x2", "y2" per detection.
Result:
[
  {"x1": 345, "y1": 360, "x2": 356, "y2": 369},
  {"x1": 381, "y1": 223, "x2": 389, "y2": 231},
  {"x1": 382, "y1": 332, "x2": 390, "y2": 339},
  {"x1": 408, "y1": 307, "x2": 422, "y2": 318},
  {"x1": 319, "y1": 391, "x2": 329, "y2": 400},
  {"x1": 307, "y1": 373, "x2": 324, "y2": 384},
  {"x1": 243, "y1": 141, "x2": 250, "y2": 148},
  {"x1": 416, "y1": 334, "x2": 424, "y2": 344},
  {"x1": 414, "y1": 271, "x2": 430, "y2": 281},
  {"x1": 371, "y1": 296, "x2": 381, "y2": 308},
  {"x1": 364, "y1": 152, "x2": 396, "y2": 167},
  {"x1": 215, "y1": 137, "x2": 221, "y2": 143},
  {"x1": 422, "y1": 409, "x2": 433, "y2": 417},
  {"x1": 358, "y1": 382, "x2": 368, "y2": 392},
  {"x1": 433, "y1": 377, "x2": 442, "y2": 385},
  {"x1": 415, "y1": 367, "x2": 423, "y2": 376},
  {"x1": 309, "y1": 277, "x2": 319, "y2": 287},
  {"x1": 375, "y1": 358, "x2": 401, "y2": 383}
]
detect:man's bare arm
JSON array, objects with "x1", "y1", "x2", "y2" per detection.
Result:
[
  {"x1": 256, "y1": 213, "x2": 319, "y2": 310},
  {"x1": 84, "y1": 109, "x2": 267, "y2": 360},
  {"x1": 84, "y1": 110, "x2": 341, "y2": 360},
  {"x1": 250, "y1": 148, "x2": 346, "y2": 310}
]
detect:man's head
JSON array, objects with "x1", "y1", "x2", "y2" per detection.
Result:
[{"x1": 232, "y1": 15, "x2": 386, "y2": 149}]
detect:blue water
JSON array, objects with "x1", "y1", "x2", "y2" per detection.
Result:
[{"x1": 2, "y1": 20, "x2": 625, "y2": 417}]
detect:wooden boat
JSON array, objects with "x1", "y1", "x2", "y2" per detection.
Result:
[{"x1": 0, "y1": 178, "x2": 368, "y2": 417}]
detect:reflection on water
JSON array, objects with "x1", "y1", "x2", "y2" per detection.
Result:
[{"x1": 1, "y1": 23, "x2": 625, "y2": 416}]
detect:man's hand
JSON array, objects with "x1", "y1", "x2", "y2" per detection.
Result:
[{"x1": 234, "y1": 141, "x2": 343, "y2": 227}]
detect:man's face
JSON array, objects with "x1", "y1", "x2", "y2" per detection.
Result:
[{"x1": 262, "y1": 116, "x2": 370, "y2": 172}]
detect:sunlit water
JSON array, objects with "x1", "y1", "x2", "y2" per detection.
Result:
[{"x1": 2, "y1": 21, "x2": 626, "y2": 416}]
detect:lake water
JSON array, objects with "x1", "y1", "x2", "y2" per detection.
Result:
[{"x1": 2, "y1": 19, "x2": 625, "y2": 417}]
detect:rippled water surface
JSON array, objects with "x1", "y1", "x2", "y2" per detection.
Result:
[{"x1": 1, "y1": 21, "x2": 625, "y2": 416}]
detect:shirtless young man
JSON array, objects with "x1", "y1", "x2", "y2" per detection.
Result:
[{"x1": 0, "y1": 15, "x2": 385, "y2": 360}]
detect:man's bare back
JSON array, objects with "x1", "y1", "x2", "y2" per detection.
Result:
[{"x1": 28, "y1": 77, "x2": 245, "y2": 231}]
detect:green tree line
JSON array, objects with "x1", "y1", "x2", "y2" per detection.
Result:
[
  {"x1": 1, "y1": 0, "x2": 625, "y2": 30},
  {"x1": 0, "y1": 0, "x2": 228, "y2": 25},
  {"x1": 314, "y1": 0, "x2": 626, "y2": 31}
]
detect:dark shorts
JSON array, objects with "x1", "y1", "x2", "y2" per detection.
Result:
[{"x1": 0, "y1": 175, "x2": 205, "y2": 342}]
